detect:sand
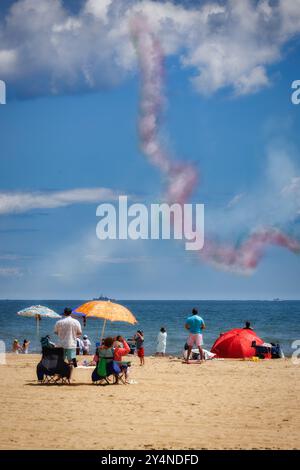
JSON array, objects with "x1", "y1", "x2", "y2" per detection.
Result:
[{"x1": 0, "y1": 354, "x2": 299, "y2": 450}]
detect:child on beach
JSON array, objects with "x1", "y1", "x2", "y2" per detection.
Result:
[
  {"x1": 134, "y1": 330, "x2": 145, "y2": 366},
  {"x1": 12, "y1": 339, "x2": 22, "y2": 354},
  {"x1": 22, "y1": 339, "x2": 30, "y2": 354},
  {"x1": 82, "y1": 335, "x2": 91, "y2": 355},
  {"x1": 76, "y1": 337, "x2": 83, "y2": 355}
]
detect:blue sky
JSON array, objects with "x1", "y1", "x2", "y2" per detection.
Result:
[{"x1": 0, "y1": 0, "x2": 300, "y2": 299}]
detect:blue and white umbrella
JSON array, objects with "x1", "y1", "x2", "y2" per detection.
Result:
[{"x1": 17, "y1": 305, "x2": 60, "y2": 335}]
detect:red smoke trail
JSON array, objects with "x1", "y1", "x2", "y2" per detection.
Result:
[
  {"x1": 130, "y1": 15, "x2": 198, "y2": 205},
  {"x1": 202, "y1": 229, "x2": 300, "y2": 273},
  {"x1": 131, "y1": 15, "x2": 300, "y2": 273}
]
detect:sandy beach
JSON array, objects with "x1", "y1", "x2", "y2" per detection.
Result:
[{"x1": 0, "y1": 354, "x2": 299, "y2": 450}]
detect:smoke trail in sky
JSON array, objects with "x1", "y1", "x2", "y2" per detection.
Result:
[
  {"x1": 131, "y1": 14, "x2": 300, "y2": 273},
  {"x1": 130, "y1": 15, "x2": 198, "y2": 205},
  {"x1": 202, "y1": 229, "x2": 300, "y2": 274}
]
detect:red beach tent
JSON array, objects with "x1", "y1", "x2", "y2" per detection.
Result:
[{"x1": 211, "y1": 328, "x2": 264, "y2": 359}]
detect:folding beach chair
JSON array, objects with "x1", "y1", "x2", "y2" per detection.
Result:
[
  {"x1": 116, "y1": 360, "x2": 132, "y2": 384},
  {"x1": 91, "y1": 356, "x2": 125, "y2": 385},
  {"x1": 36, "y1": 347, "x2": 72, "y2": 384}
]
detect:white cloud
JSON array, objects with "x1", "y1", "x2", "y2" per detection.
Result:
[
  {"x1": 84, "y1": 0, "x2": 112, "y2": 22},
  {"x1": 281, "y1": 177, "x2": 300, "y2": 214},
  {"x1": 0, "y1": 49, "x2": 17, "y2": 73},
  {"x1": 0, "y1": 253, "x2": 33, "y2": 260},
  {"x1": 0, "y1": 267, "x2": 23, "y2": 277},
  {"x1": 234, "y1": 66, "x2": 269, "y2": 96},
  {"x1": 0, "y1": 0, "x2": 300, "y2": 97},
  {"x1": 206, "y1": 145, "x2": 300, "y2": 239},
  {"x1": 0, "y1": 187, "x2": 125, "y2": 214},
  {"x1": 227, "y1": 192, "x2": 244, "y2": 208},
  {"x1": 282, "y1": 176, "x2": 300, "y2": 195},
  {"x1": 84, "y1": 254, "x2": 149, "y2": 264}
]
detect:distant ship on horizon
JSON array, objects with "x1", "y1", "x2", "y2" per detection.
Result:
[{"x1": 92, "y1": 294, "x2": 116, "y2": 302}]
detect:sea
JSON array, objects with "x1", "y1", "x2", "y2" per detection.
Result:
[{"x1": 1, "y1": 300, "x2": 300, "y2": 357}]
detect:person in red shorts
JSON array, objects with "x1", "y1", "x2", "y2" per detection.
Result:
[{"x1": 134, "y1": 330, "x2": 145, "y2": 366}]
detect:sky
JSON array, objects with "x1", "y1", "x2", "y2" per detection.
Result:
[{"x1": 0, "y1": 0, "x2": 300, "y2": 299}]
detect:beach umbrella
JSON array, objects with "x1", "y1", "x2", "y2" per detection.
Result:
[
  {"x1": 211, "y1": 328, "x2": 264, "y2": 359},
  {"x1": 72, "y1": 300, "x2": 137, "y2": 341},
  {"x1": 17, "y1": 305, "x2": 60, "y2": 335}
]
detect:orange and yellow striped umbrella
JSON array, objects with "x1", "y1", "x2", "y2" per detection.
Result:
[
  {"x1": 73, "y1": 300, "x2": 137, "y2": 340},
  {"x1": 73, "y1": 300, "x2": 137, "y2": 324}
]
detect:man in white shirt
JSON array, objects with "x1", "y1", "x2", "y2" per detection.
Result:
[{"x1": 54, "y1": 307, "x2": 82, "y2": 364}]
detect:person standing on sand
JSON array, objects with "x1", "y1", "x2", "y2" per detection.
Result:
[
  {"x1": 243, "y1": 321, "x2": 253, "y2": 330},
  {"x1": 156, "y1": 327, "x2": 167, "y2": 356},
  {"x1": 54, "y1": 307, "x2": 82, "y2": 366},
  {"x1": 134, "y1": 330, "x2": 145, "y2": 366},
  {"x1": 82, "y1": 335, "x2": 91, "y2": 355},
  {"x1": 185, "y1": 308, "x2": 206, "y2": 363},
  {"x1": 22, "y1": 339, "x2": 30, "y2": 354},
  {"x1": 76, "y1": 337, "x2": 83, "y2": 355}
]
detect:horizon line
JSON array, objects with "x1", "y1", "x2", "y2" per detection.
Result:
[{"x1": 0, "y1": 298, "x2": 299, "y2": 302}]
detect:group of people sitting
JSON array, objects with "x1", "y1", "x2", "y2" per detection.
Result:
[
  {"x1": 90, "y1": 336, "x2": 132, "y2": 383},
  {"x1": 51, "y1": 307, "x2": 144, "y2": 362},
  {"x1": 12, "y1": 338, "x2": 30, "y2": 354},
  {"x1": 36, "y1": 308, "x2": 148, "y2": 383}
]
